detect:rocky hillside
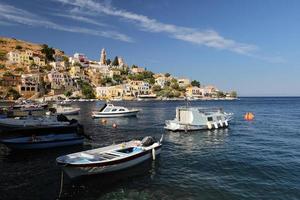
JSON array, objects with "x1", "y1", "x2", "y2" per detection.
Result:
[{"x1": 0, "y1": 36, "x2": 65, "y2": 65}]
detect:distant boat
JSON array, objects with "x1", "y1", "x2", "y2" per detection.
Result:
[
  {"x1": 0, "y1": 114, "x2": 77, "y2": 129},
  {"x1": 165, "y1": 106, "x2": 233, "y2": 131},
  {"x1": 13, "y1": 100, "x2": 48, "y2": 111},
  {"x1": 137, "y1": 94, "x2": 157, "y2": 101},
  {"x1": 56, "y1": 136, "x2": 162, "y2": 178},
  {"x1": 0, "y1": 133, "x2": 84, "y2": 150},
  {"x1": 110, "y1": 97, "x2": 123, "y2": 101},
  {"x1": 92, "y1": 104, "x2": 139, "y2": 118},
  {"x1": 51, "y1": 104, "x2": 80, "y2": 115}
]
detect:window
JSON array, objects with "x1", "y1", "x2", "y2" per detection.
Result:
[
  {"x1": 207, "y1": 117, "x2": 213, "y2": 121},
  {"x1": 112, "y1": 109, "x2": 117, "y2": 112},
  {"x1": 119, "y1": 109, "x2": 125, "y2": 111}
]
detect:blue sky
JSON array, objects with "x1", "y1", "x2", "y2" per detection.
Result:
[{"x1": 1, "y1": 0, "x2": 300, "y2": 96}]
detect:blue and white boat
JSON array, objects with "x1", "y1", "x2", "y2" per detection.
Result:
[
  {"x1": 56, "y1": 136, "x2": 162, "y2": 178},
  {"x1": 0, "y1": 133, "x2": 84, "y2": 150}
]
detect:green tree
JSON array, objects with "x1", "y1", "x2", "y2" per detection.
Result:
[
  {"x1": 152, "y1": 85, "x2": 162, "y2": 92},
  {"x1": 41, "y1": 44, "x2": 55, "y2": 62},
  {"x1": 7, "y1": 88, "x2": 21, "y2": 100},
  {"x1": 111, "y1": 56, "x2": 119, "y2": 66},
  {"x1": 0, "y1": 50, "x2": 7, "y2": 61},
  {"x1": 191, "y1": 80, "x2": 200, "y2": 87},
  {"x1": 0, "y1": 64, "x2": 6, "y2": 70},
  {"x1": 15, "y1": 45, "x2": 22, "y2": 50},
  {"x1": 165, "y1": 73, "x2": 171, "y2": 77},
  {"x1": 64, "y1": 90, "x2": 72, "y2": 97},
  {"x1": 230, "y1": 91, "x2": 237, "y2": 98},
  {"x1": 78, "y1": 81, "x2": 95, "y2": 99},
  {"x1": 106, "y1": 59, "x2": 111, "y2": 65}
]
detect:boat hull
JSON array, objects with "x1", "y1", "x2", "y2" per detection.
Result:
[
  {"x1": 92, "y1": 110, "x2": 139, "y2": 118},
  {"x1": 61, "y1": 146, "x2": 161, "y2": 178},
  {"x1": 1, "y1": 135, "x2": 84, "y2": 150},
  {"x1": 164, "y1": 120, "x2": 231, "y2": 131},
  {"x1": 57, "y1": 108, "x2": 80, "y2": 115}
]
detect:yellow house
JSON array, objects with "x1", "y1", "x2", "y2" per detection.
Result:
[
  {"x1": 69, "y1": 66, "x2": 81, "y2": 78},
  {"x1": 186, "y1": 86, "x2": 203, "y2": 97}
]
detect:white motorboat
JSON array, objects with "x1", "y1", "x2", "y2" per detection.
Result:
[
  {"x1": 91, "y1": 104, "x2": 139, "y2": 118},
  {"x1": 53, "y1": 104, "x2": 80, "y2": 115},
  {"x1": 0, "y1": 115, "x2": 71, "y2": 128},
  {"x1": 13, "y1": 100, "x2": 48, "y2": 111},
  {"x1": 0, "y1": 133, "x2": 84, "y2": 150},
  {"x1": 56, "y1": 136, "x2": 163, "y2": 178},
  {"x1": 165, "y1": 106, "x2": 233, "y2": 131}
]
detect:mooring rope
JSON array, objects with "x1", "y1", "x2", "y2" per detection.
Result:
[{"x1": 58, "y1": 170, "x2": 64, "y2": 199}]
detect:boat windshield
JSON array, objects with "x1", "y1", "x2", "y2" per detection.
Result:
[{"x1": 99, "y1": 104, "x2": 107, "y2": 112}]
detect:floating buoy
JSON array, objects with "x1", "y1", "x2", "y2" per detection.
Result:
[
  {"x1": 112, "y1": 123, "x2": 117, "y2": 128},
  {"x1": 244, "y1": 112, "x2": 254, "y2": 121},
  {"x1": 101, "y1": 119, "x2": 107, "y2": 124}
]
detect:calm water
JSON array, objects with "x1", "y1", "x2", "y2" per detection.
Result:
[{"x1": 1, "y1": 97, "x2": 300, "y2": 200}]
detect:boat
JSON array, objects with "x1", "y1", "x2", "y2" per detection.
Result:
[
  {"x1": 165, "y1": 106, "x2": 233, "y2": 131},
  {"x1": 0, "y1": 133, "x2": 84, "y2": 150},
  {"x1": 91, "y1": 104, "x2": 139, "y2": 118},
  {"x1": 56, "y1": 136, "x2": 162, "y2": 178},
  {"x1": 51, "y1": 104, "x2": 80, "y2": 115},
  {"x1": 110, "y1": 97, "x2": 123, "y2": 101},
  {"x1": 137, "y1": 94, "x2": 157, "y2": 101},
  {"x1": 12, "y1": 100, "x2": 48, "y2": 111},
  {"x1": 0, "y1": 114, "x2": 77, "y2": 129}
]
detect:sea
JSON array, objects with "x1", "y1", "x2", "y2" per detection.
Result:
[{"x1": 0, "y1": 97, "x2": 300, "y2": 200}]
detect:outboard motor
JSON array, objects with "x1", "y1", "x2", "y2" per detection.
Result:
[
  {"x1": 56, "y1": 114, "x2": 69, "y2": 122},
  {"x1": 141, "y1": 136, "x2": 156, "y2": 147}
]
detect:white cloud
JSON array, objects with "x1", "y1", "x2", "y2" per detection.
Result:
[
  {"x1": 0, "y1": 3, "x2": 133, "y2": 42},
  {"x1": 54, "y1": 0, "x2": 284, "y2": 63},
  {"x1": 53, "y1": 13, "x2": 108, "y2": 27}
]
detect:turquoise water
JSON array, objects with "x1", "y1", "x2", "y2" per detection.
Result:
[{"x1": 0, "y1": 97, "x2": 300, "y2": 199}]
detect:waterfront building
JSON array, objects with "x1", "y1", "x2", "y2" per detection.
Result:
[
  {"x1": 186, "y1": 86, "x2": 203, "y2": 98},
  {"x1": 155, "y1": 76, "x2": 169, "y2": 88},
  {"x1": 0, "y1": 73, "x2": 21, "y2": 88},
  {"x1": 130, "y1": 80, "x2": 151, "y2": 96},
  {"x1": 48, "y1": 70, "x2": 75, "y2": 94},
  {"x1": 18, "y1": 74, "x2": 41, "y2": 98}
]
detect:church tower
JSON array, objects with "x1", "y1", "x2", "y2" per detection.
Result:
[{"x1": 100, "y1": 48, "x2": 107, "y2": 65}]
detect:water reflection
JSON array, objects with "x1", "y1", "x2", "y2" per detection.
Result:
[
  {"x1": 58, "y1": 159, "x2": 160, "y2": 199},
  {"x1": 165, "y1": 128, "x2": 229, "y2": 153}
]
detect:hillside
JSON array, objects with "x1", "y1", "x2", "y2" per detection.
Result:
[{"x1": 0, "y1": 36, "x2": 65, "y2": 65}]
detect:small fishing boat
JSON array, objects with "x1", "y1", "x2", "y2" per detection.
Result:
[
  {"x1": 0, "y1": 114, "x2": 76, "y2": 129},
  {"x1": 165, "y1": 106, "x2": 233, "y2": 131},
  {"x1": 0, "y1": 133, "x2": 84, "y2": 150},
  {"x1": 13, "y1": 100, "x2": 48, "y2": 111},
  {"x1": 91, "y1": 104, "x2": 139, "y2": 118},
  {"x1": 56, "y1": 136, "x2": 162, "y2": 178},
  {"x1": 51, "y1": 105, "x2": 80, "y2": 115}
]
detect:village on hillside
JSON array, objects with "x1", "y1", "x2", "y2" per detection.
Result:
[{"x1": 0, "y1": 37, "x2": 237, "y2": 101}]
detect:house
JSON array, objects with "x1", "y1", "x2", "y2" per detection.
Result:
[
  {"x1": 18, "y1": 74, "x2": 41, "y2": 98},
  {"x1": 95, "y1": 85, "x2": 124, "y2": 99},
  {"x1": 186, "y1": 86, "x2": 203, "y2": 98},
  {"x1": 7, "y1": 50, "x2": 21, "y2": 63},
  {"x1": 48, "y1": 70, "x2": 75, "y2": 94},
  {"x1": 130, "y1": 81, "x2": 151, "y2": 96},
  {"x1": 69, "y1": 53, "x2": 89, "y2": 67},
  {"x1": 49, "y1": 61, "x2": 69, "y2": 71},
  {"x1": 177, "y1": 78, "x2": 191, "y2": 87},
  {"x1": 155, "y1": 76, "x2": 169, "y2": 88},
  {"x1": 131, "y1": 67, "x2": 145, "y2": 74},
  {"x1": 0, "y1": 73, "x2": 21, "y2": 88}
]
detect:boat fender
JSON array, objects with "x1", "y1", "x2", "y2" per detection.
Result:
[
  {"x1": 112, "y1": 123, "x2": 117, "y2": 128},
  {"x1": 213, "y1": 122, "x2": 218, "y2": 129},
  {"x1": 219, "y1": 120, "x2": 223, "y2": 127},
  {"x1": 207, "y1": 122, "x2": 212, "y2": 129},
  {"x1": 224, "y1": 120, "x2": 228, "y2": 127},
  {"x1": 152, "y1": 148, "x2": 156, "y2": 160}
]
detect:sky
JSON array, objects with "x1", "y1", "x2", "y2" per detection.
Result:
[{"x1": 1, "y1": 0, "x2": 300, "y2": 96}]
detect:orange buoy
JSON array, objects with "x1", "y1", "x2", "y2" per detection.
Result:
[
  {"x1": 244, "y1": 112, "x2": 254, "y2": 121},
  {"x1": 112, "y1": 123, "x2": 117, "y2": 128},
  {"x1": 101, "y1": 119, "x2": 107, "y2": 124}
]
